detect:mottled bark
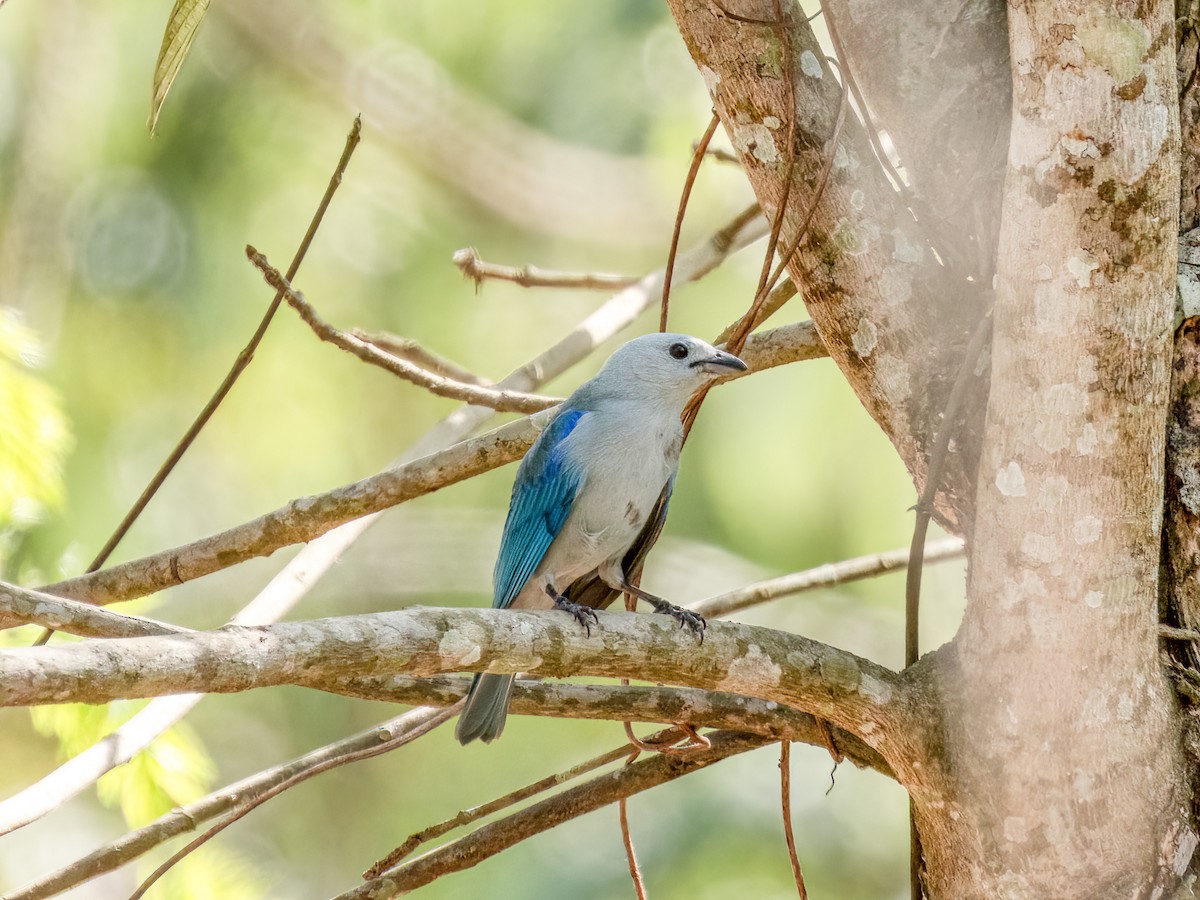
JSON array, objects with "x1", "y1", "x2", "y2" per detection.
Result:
[
  {"x1": 939, "y1": 1, "x2": 1191, "y2": 896},
  {"x1": 0, "y1": 608, "x2": 909, "y2": 748},
  {"x1": 667, "y1": 0, "x2": 984, "y2": 533},
  {"x1": 1164, "y1": 6, "x2": 1200, "y2": 697}
]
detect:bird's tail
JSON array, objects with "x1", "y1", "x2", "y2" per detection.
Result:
[{"x1": 455, "y1": 673, "x2": 516, "y2": 745}]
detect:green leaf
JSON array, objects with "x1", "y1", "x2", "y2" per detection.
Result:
[{"x1": 148, "y1": 0, "x2": 212, "y2": 135}]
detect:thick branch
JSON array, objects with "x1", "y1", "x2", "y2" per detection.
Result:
[
  {"x1": 319, "y1": 676, "x2": 890, "y2": 775},
  {"x1": 35, "y1": 318, "x2": 824, "y2": 610},
  {"x1": 668, "y1": 0, "x2": 983, "y2": 532},
  {"x1": 0, "y1": 581, "x2": 184, "y2": 639},
  {"x1": 0, "y1": 608, "x2": 903, "y2": 751}
]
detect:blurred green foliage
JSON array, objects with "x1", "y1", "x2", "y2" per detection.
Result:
[
  {"x1": 0, "y1": 2, "x2": 964, "y2": 897},
  {"x1": 0, "y1": 312, "x2": 70, "y2": 564}
]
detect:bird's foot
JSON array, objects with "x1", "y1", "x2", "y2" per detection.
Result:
[
  {"x1": 649, "y1": 599, "x2": 706, "y2": 642},
  {"x1": 551, "y1": 593, "x2": 600, "y2": 636}
]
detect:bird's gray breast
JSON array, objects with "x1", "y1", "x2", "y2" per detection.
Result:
[{"x1": 567, "y1": 410, "x2": 681, "y2": 558}]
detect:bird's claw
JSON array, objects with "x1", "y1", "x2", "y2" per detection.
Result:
[
  {"x1": 553, "y1": 596, "x2": 600, "y2": 636},
  {"x1": 652, "y1": 601, "x2": 706, "y2": 642}
]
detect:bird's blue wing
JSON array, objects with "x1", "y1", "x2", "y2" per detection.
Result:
[{"x1": 492, "y1": 408, "x2": 588, "y2": 609}]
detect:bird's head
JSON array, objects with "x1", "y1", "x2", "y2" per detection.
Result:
[{"x1": 596, "y1": 333, "x2": 748, "y2": 404}]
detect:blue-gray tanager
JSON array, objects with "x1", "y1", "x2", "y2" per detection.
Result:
[{"x1": 455, "y1": 333, "x2": 747, "y2": 744}]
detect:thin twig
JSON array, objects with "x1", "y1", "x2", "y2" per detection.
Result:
[
  {"x1": 693, "y1": 536, "x2": 963, "y2": 619},
  {"x1": 1160, "y1": 625, "x2": 1200, "y2": 640},
  {"x1": 351, "y1": 330, "x2": 492, "y2": 386},
  {"x1": 619, "y1": 777, "x2": 649, "y2": 900},
  {"x1": 780, "y1": 741, "x2": 809, "y2": 899},
  {"x1": 247, "y1": 247, "x2": 560, "y2": 414},
  {"x1": 452, "y1": 246, "x2": 640, "y2": 291},
  {"x1": 32, "y1": 292, "x2": 813, "y2": 615},
  {"x1": 661, "y1": 113, "x2": 720, "y2": 332},
  {"x1": 743, "y1": 0, "x2": 799, "y2": 344},
  {"x1": 33, "y1": 114, "x2": 363, "y2": 647},
  {"x1": 901, "y1": 310, "x2": 993, "y2": 900},
  {"x1": 714, "y1": 278, "x2": 796, "y2": 346},
  {"x1": 697, "y1": 143, "x2": 742, "y2": 165},
  {"x1": 904, "y1": 313, "x2": 992, "y2": 668},
  {"x1": 127, "y1": 705, "x2": 458, "y2": 900},
  {"x1": 340, "y1": 731, "x2": 769, "y2": 900},
  {"x1": 818, "y1": 3, "x2": 909, "y2": 202},
  {"x1": 726, "y1": 60, "x2": 848, "y2": 354},
  {"x1": 364, "y1": 728, "x2": 683, "y2": 879}
]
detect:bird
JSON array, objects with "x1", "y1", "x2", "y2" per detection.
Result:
[{"x1": 455, "y1": 332, "x2": 747, "y2": 745}]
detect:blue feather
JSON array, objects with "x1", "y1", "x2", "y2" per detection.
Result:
[{"x1": 492, "y1": 407, "x2": 587, "y2": 608}]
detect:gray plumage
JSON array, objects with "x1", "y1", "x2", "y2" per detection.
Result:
[{"x1": 456, "y1": 333, "x2": 746, "y2": 744}]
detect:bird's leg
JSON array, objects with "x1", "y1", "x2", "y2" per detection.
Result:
[
  {"x1": 544, "y1": 581, "x2": 600, "y2": 636},
  {"x1": 600, "y1": 566, "x2": 706, "y2": 640}
]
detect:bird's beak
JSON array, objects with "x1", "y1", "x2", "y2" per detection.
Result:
[{"x1": 691, "y1": 350, "x2": 748, "y2": 374}]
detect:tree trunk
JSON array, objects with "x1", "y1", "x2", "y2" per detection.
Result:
[{"x1": 671, "y1": 0, "x2": 1198, "y2": 895}]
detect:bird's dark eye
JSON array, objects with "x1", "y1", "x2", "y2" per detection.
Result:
[{"x1": 668, "y1": 342, "x2": 689, "y2": 360}]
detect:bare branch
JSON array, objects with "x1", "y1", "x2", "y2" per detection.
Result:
[
  {"x1": 5, "y1": 707, "x2": 451, "y2": 900},
  {"x1": 0, "y1": 609, "x2": 905, "y2": 753},
  {"x1": 0, "y1": 693, "x2": 209, "y2": 837},
  {"x1": 697, "y1": 144, "x2": 742, "y2": 165},
  {"x1": 451, "y1": 246, "x2": 640, "y2": 291},
  {"x1": 0, "y1": 581, "x2": 185, "y2": 639},
  {"x1": 661, "y1": 113, "x2": 720, "y2": 332},
  {"x1": 33, "y1": 315, "x2": 819, "y2": 613},
  {"x1": 14, "y1": 680, "x2": 888, "y2": 900},
  {"x1": 318, "y1": 677, "x2": 891, "y2": 775},
  {"x1": 33, "y1": 414, "x2": 547, "y2": 610},
  {"x1": 715, "y1": 278, "x2": 797, "y2": 346},
  {"x1": 692, "y1": 536, "x2": 963, "y2": 619},
  {"x1": 247, "y1": 247, "x2": 560, "y2": 414},
  {"x1": 338, "y1": 731, "x2": 770, "y2": 900},
  {"x1": 351, "y1": 330, "x2": 492, "y2": 386},
  {"x1": 23, "y1": 206, "x2": 772, "y2": 614},
  {"x1": 780, "y1": 740, "x2": 809, "y2": 899},
  {"x1": 80, "y1": 115, "x2": 363, "y2": 579},
  {"x1": 126, "y1": 705, "x2": 459, "y2": 900}
]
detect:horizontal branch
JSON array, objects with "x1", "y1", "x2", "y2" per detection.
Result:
[
  {"x1": 12, "y1": 681, "x2": 887, "y2": 900},
  {"x1": 0, "y1": 581, "x2": 185, "y2": 639},
  {"x1": 693, "y1": 537, "x2": 964, "y2": 619},
  {"x1": 248, "y1": 247, "x2": 560, "y2": 414},
  {"x1": 0, "y1": 608, "x2": 903, "y2": 752},
  {"x1": 338, "y1": 730, "x2": 769, "y2": 899},
  {"x1": 452, "y1": 246, "x2": 641, "y2": 291},
  {"x1": 36, "y1": 318, "x2": 826, "y2": 610},
  {"x1": 321, "y1": 675, "x2": 890, "y2": 774}
]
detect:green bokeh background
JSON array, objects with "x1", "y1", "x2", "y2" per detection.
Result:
[{"x1": 0, "y1": 2, "x2": 965, "y2": 897}]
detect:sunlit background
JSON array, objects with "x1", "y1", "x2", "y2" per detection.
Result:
[{"x1": 0, "y1": 2, "x2": 965, "y2": 897}]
